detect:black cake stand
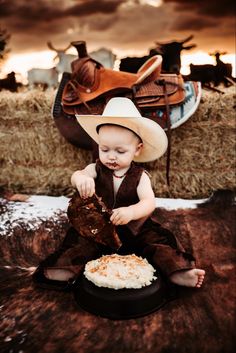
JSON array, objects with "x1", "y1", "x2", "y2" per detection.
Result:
[{"x1": 73, "y1": 274, "x2": 169, "y2": 320}]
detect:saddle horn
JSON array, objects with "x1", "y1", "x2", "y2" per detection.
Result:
[{"x1": 71, "y1": 41, "x2": 88, "y2": 59}]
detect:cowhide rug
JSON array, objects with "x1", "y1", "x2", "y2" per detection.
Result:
[{"x1": 0, "y1": 190, "x2": 235, "y2": 353}]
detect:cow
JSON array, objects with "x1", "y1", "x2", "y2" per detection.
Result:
[
  {"x1": 211, "y1": 51, "x2": 233, "y2": 86},
  {"x1": 47, "y1": 41, "x2": 77, "y2": 74},
  {"x1": 0, "y1": 71, "x2": 18, "y2": 92},
  {"x1": 187, "y1": 52, "x2": 234, "y2": 88},
  {"x1": 154, "y1": 35, "x2": 196, "y2": 73},
  {"x1": 119, "y1": 54, "x2": 151, "y2": 74},
  {"x1": 27, "y1": 67, "x2": 59, "y2": 89},
  {"x1": 89, "y1": 47, "x2": 116, "y2": 69},
  {"x1": 119, "y1": 35, "x2": 196, "y2": 74},
  {"x1": 188, "y1": 64, "x2": 217, "y2": 86}
]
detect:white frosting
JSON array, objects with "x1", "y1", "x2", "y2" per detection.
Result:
[{"x1": 84, "y1": 254, "x2": 157, "y2": 290}]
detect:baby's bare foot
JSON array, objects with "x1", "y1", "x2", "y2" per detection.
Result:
[
  {"x1": 170, "y1": 269, "x2": 205, "y2": 287},
  {"x1": 45, "y1": 269, "x2": 74, "y2": 281}
]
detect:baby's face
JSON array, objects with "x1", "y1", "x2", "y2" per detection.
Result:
[{"x1": 98, "y1": 125, "x2": 142, "y2": 171}]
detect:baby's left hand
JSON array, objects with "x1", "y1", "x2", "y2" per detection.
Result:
[{"x1": 110, "y1": 207, "x2": 134, "y2": 225}]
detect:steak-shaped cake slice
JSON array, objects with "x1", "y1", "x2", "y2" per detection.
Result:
[{"x1": 67, "y1": 192, "x2": 122, "y2": 250}]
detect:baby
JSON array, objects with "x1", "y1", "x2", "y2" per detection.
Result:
[{"x1": 33, "y1": 97, "x2": 205, "y2": 290}]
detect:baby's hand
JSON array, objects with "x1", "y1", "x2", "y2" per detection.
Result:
[
  {"x1": 110, "y1": 207, "x2": 134, "y2": 225},
  {"x1": 74, "y1": 175, "x2": 95, "y2": 198}
]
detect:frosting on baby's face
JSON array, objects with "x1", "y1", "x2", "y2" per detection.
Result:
[{"x1": 98, "y1": 125, "x2": 143, "y2": 172}]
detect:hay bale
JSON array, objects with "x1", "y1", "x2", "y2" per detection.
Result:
[{"x1": 0, "y1": 87, "x2": 235, "y2": 198}]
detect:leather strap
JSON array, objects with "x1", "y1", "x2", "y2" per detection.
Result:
[
  {"x1": 162, "y1": 79, "x2": 171, "y2": 187},
  {"x1": 132, "y1": 79, "x2": 171, "y2": 186}
]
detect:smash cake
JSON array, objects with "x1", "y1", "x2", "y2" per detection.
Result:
[
  {"x1": 74, "y1": 254, "x2": 168, "y2": 319},
  {"x1": 84, "y1": 254, "x2": 157, "y2": 289}
]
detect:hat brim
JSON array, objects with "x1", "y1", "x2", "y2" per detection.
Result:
[{"x1": 75, "y1": 114, "x2": 168, "y2": 162}]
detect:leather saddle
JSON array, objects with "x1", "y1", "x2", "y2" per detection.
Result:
[{"x1": 61, "y1": 41, "x2": 185, "y2": 116}]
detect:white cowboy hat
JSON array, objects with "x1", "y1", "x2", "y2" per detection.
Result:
[{"x1": 75, "y1": 97, "x2": 168, "y2": 162}]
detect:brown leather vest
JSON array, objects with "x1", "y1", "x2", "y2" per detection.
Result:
[{"x1": 95, "y1": 160, "x2": 148, "y2": 235}]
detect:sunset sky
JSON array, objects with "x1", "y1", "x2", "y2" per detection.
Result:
[{"x1": 0, "y1": 0, "x2": 235, "y2": 81}]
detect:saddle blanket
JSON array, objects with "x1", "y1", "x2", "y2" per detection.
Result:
[{"x1": 145, "y1": 81, "x2": 201, "y2": 129}]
